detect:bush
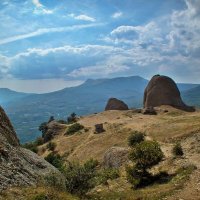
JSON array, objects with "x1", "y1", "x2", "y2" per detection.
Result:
[
  {"x1": 128, "y1": 131, "x2": 145, "y2": 147},
  {"x1": 39, "y1": 122, "x2": 48, "y2": 136},
  {"x1": 129, "y1": 140, "x2": 164, "y2": 170},
  {"x1": 172, "y1": 142, "x2": 184, "y2": 156},
  {"x1": 45, "y1": 152, "x2": 64, "y2": 170},
  {"x1": 63, "y1": 159, "x2": 98, "y2": 195},
  {"x1": 67, "y1": 113, "x2": 77, "y2": 124},
  {"x1": 35, "y1": 137, "x2": 44, "y2": 146},
  {"x1": 47, "y1": 142, "x2": 56, "y2": 151},
  {"x1": 97, "y1": 168, "x2": 119, "y2": 185},
  {"x1": 127, "y1": 140, "x2": 164, "y2": 188},
  {"x1": 48, "y1": 116, "x2": 55, "y2": 123},
  {"x1": 65, "y1": 123, "x2": 84, "y2": 135}
]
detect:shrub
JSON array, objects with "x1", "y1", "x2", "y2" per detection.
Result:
[
  {"x1": 47, "y1": 142, "x2": 56, "y2": 151},
  {"x1": 39, "y1": 122, "x2": 48, "y2": 136},
  {"x1": 48, "y1": 116, "x2": 55, "y2": 123},
  {"x1": 67, "y1": 113, "x2": 77, "y2": 124},
  {"x1": 97, "y1": 168, "x2": 119, "y2": 185},
  {"x1": 128, "y1": 131, "x2": 145, "y2": 147},
  {"x1": 35, "y1": 137, "x2": 44, "y2": 146},
  {"x1": 63, "y1": 159, "x2": 98, "y2": 195},
  {"x1": 33, "y1": 194, "x2": 46, "y2": 200},
  {"x1": 127, "y1": 140, "x2": 164, "y2": 188},
  {"x1": 172, "y1": 142, "x2": 184, "y2": 156},
  {"x1": 65, "y1": 123, "x2": 84, "y2": 135},
  {"x1": 45, "y1": 152, "x2": 64, "y2": 170}
]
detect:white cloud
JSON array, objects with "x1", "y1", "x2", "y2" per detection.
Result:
[
  {"x1": 32, "y1": 0, "x2": 42, "y2": 8},
  {"x1": 0, "y1": 24, "x2": 101, "y2": 45},
  {"x1": 112, "y1": 12, "x2": 123, "y2": 19},
  {"x1": 69, "y1": 14, "x2": 96, "y2": 22}
]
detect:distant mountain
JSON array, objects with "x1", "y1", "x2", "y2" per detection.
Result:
[
  {"x1": 182, "y1": 85, "x2": 200, "y2": 106},
  {"x1": 1, "y1": 76, "x2": 199, "y2": 143},
  {"x1": 0, "y1": 88, "x2": 30, "y2": 105}
]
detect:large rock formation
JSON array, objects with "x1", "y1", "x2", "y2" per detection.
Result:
[
  {"x1": 143, "y1": 75, "x2": 195, "y2": 112},
  {"x1": 0, "y1": 106, "x2": 64, "y2": 192},
  {"x1": 105, "y1": 98, "x2": 128, "y2": 111}
]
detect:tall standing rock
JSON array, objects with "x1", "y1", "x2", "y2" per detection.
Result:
[
  {"x1": 105, "y1": 98, "x2": 129, "y2": 111},
  {"x1": 143, "y1": 75, "x2": 195, "y2": 112}
]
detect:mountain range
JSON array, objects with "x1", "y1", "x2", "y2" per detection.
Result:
[{"x1": 0, "y1": 76, "x2": 199, "y2": 143}]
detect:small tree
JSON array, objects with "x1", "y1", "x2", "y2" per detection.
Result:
[
  {"x1": 65, "y1": 123, "x2": 84, "y2": 135},
  {"x1": 48, "y1": 116, "x2": 55, "y2": 123},
  {"x1": 172, "y1": 142, "x2": 184, "y2": 156},
  {"x1": 39, "y1": 122, "x2": 48, "y2": 137},
  {"x1": 67, "y1": 113, "x2": 77, "y2": 124},
  {"x1": 127, "y1": 140, "x2": 164, "y2": 188},
  {"x1": 128, "y1": 131, "x2": 145, "y2": 147},
  {"x1": 45, "y1": 152, "x2": 64, "y2": 170}
]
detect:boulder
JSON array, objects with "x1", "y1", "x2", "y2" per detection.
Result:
[
  {"x1": 142, "y1": 107, "x2": 157, "y2": 115},
  {"x1": 143, "y1": 75, "x2": 195, "y2": 112},
  {"x1": 103, "y1": 147, "x2": 129, "y2": 168},
  {"x1": 105, "y1": 98, "x2": 128, "y2": 111},
  {"x1": 0, "y1": 106, "x2": 65, "y2": 192},
  {"x1": 94, "y1": 123, "x2": 105, "y2": 134}
]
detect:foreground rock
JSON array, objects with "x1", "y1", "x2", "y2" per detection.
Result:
[
  {"x1": 103, "y1": 147, "x2": 129, "y2": 168},
  {"x1": 0, "y1": 106, "x2": 65, "y2": 192},
  {"x1": 105, "y1": 98, "x2": 129, "y2": 111},
  {"x1": 143, "y1": 75, "x2": 195, "y2": 112}
]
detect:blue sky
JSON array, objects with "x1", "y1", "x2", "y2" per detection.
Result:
[{"x1": 0, "y1": 0, "x2": 199, "y2": 93}]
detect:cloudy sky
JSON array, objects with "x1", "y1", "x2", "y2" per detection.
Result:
[{"x1": 0, "y1": 0, "x2": 200, "y2": 93}]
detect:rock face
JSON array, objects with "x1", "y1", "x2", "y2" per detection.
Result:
[
  {"x1": 103, "y1": 147, "x2": 129, "y2": 168},
  {"x1": 105, "y1": 98, "x2": 128, "y2": 111},
  {"x1": 143, "y1": 75, "x2": 195, "y2": 112},
  {"x1": 0, "y1": 106, "x2": 64, "y2": 192}
]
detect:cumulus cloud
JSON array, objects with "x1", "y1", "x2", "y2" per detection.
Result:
[{"x1": 112, "y1": 12, "x2": 123, "y2": 19}]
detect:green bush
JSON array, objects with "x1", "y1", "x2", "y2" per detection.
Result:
[
  {"x1": 128, "y1": 131, "x2": 145, "y2": 147},
  {"x1": 172, "y1": 142, "x2": 184, "y2": 156},
  {"x1": 65, "y1": 123, "x2": 84, "y2": 135},
  {"x1": 63, "y1": 159, "x2": 98, "y2": 195},
  {"x1": 35, "y1": 137, "x2": 44, "y2": 146},
  {"x1": 127, "y1": 140, "x2": 164, "y2": 188},
  {"x1": 129, "y1": 140, "x2": 164, "y2": 170},
  {"x1": 45, "y1": 152, "x2": 64, "y2": 170},
  {"x1": 47, "y1": 142, "x2": 56, "y2": 151},
  {"x1": 97, "y1": 168, "x2": 119, "y2": 185}
]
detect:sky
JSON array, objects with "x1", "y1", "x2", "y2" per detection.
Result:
[{"x1": 0, "y1": 0, "x2": 200, "y2": 93}]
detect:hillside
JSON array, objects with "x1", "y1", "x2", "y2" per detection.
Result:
[
  {"x1": 35, "y1": 106, "x2": 200, "y2": 200},
  {"x1": 0, "y1": 88, "x2": 30, "y2": 105},
  {"x1": 2, "y1": 76, "x2": 199, "y2": 143}
]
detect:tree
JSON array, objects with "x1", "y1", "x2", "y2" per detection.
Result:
[
  {"x1": 67, "y1": 113, "x2": 77, "y2": 124},
  {"x1": 39, "y1": 122, "x2": 48, "y2": 137},
  {"x1": 127, "y1": 140, "x2": 164, "y2": 188},
  {"x1": 48, "y1": 116, "x2": 55, "y2": 123}
]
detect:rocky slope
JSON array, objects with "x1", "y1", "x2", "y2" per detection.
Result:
[{"x1": 0, "y1": 106, "x2": 64, "y2": 192}]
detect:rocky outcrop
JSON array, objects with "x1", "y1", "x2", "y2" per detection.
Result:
[
  {"x1": 143, "y1": 75, "x2": 195, "y2": 112},
  {"x1": 0, "y1": 106, "x2": 65, "y2": 192},
  {"x1": 103, "y1": 147, "x2": 129, "y2": 168},
  {"x1": 43, "y1": 121, "x2": 66, "y2": 142},
  {"x1": 105, "y1": 98, "x2": 128, "y2": 111}
]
